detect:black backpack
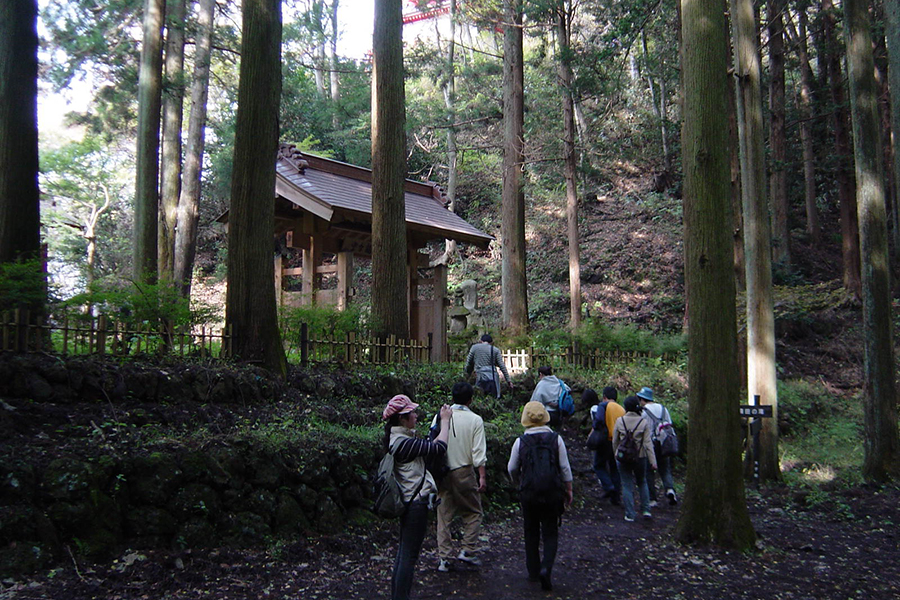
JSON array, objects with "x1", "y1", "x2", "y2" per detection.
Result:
[
  {"x1": 517, "y1": 432, "x2": 564, "y2": 506},
  {"x1": 592, "y1": 402, "x2": 609, "y2": 439},
  {"x1": 615, "y1": 418, "x2": 643, "y2": 464}
]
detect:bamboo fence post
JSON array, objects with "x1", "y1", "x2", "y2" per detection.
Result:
[
  {"x1": 300, "y1": 322, "x2": 309, "y2": 367},
  {"x1": 97, "y1": 315, "x2": 107, "y2": 355},
  {"x1": 1, "y1": 311, "x2": 7, "y2": 351},
  {"x1": 13, "y1": 309, "x2": 22, "y2": 352}
]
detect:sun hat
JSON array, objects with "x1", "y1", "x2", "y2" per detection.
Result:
[
  {"x1": 521, "y1": 401, "x2": 550, "y2": 428},
  {"x1": 636, "y1": 387, "x2": 654, "y2": 402},
  {"x1": 382, "y1": 394, "x2": 419, "y2": 420}
]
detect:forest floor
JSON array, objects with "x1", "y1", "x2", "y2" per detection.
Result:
[{"x1": 3, "y1": 415, "x2": 898, "y2": 600}]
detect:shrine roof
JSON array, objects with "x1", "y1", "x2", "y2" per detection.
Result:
[{"x1": 274, "y1": 144, "x2": 493, "y2": 249}]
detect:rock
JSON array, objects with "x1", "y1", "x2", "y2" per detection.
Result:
[{"x1": 460, "y1": 279, "x2": 479, "y2": 310}]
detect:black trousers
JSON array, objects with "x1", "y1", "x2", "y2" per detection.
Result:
[
  {"x1": 391, "y1": 499, "x2": 429, "y2": 600},
  {"x1": 522, "y1": 500, "x2": 560, "y2": 578}
]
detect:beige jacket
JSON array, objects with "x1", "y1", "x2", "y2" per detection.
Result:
[
  {"x1": 612, "y1": 413, "x2": 657, "y2": 470},
  {"x1": 389, "y1": 427, "x2": 439, "y2": 502}
]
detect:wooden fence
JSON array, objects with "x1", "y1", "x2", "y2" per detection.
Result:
[
  {"x1": 3, "y1": 310, "x2": 673, "y2": 369},
  {"x1": 1, "y1": 310, "x2": 433, "y2": 365},
  {"x1": 285, "y1": 323, "x2": 432, "y2": 365},
  {"x1": 1, "y1": 309, "x2": 229, "y2": 358},
  {"x1": 450, "y1": 344, "x2": 677, "y2": 374}
]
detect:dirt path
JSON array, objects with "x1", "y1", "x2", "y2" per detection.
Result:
[{"x1": 4, "y1": 435, "x2": 900, "y2": 600}]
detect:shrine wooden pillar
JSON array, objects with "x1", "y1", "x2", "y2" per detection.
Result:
[
  {"x1": 302, "y1": 214, "x2": 321, "y2": 305},
  {"x1": 336, "y1": 251, "x2": 354, "y2": 310}
]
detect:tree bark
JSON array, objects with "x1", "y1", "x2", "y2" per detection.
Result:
[
  {"x1": 676, "y1": 0, "x2": 756, "y2": 549},
  {"x1": 557, "y1": 1, "x2": 581, "y2": 329},
  {"x1": 371, "y1": 0, "x2": 409, "y2": 339},
  {"x1": 174, "y1": 0, "x2": 216, "y2": 298},
  {"x1": 134, "y1": 0, "x2": 166, "y2": 283},
  {"x1": 159, "y1": 0, "x2": 186, "y2": 282},
  {"x1": 822, "y1": 0, "x2": 861, "y2": 296},
  {"x1": 731, "y1": 0, "x2": 780, "y2": 482},
  {"x1": 0, "y1": 0, "x2": 41, "y2": 268},
  {"x1": 887, "y1": 0, "x2": 900, "y2": 253},
  {"x1": 786, "y1": 6, "x2": 822, "y2": 244},
  {"x1": 435, "y1": 0, "x2": 459, "y2": 266},
  {"x1": 843, "y1": 0, "x2": 900, "y2": 481},
  {"x1": 768, "y1": 0, "x2": 790, "y2": 267},
  {"x1": 329, "y1": 0, "x2": 340, "y2": 129},
  {"x1": 225, "y1": 0, "x2": 287, "y2": 375},
  {"x1": 501, "y1": 0, "x2": 529, "y2": 336}
]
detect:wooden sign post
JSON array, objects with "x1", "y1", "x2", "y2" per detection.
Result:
[{"x1": 740, "y1": 395, "x2": 773, "y2": 488}]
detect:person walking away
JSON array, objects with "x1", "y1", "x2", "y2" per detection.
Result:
[
  {"x1": 507, "y1": 401, "x2": 574, "y2": 591},
  {"x1": 636, "y1": 386, "x2": 678, "y2": 505},
  {"x1": 586, "y1": 387, "x2": 622, "y2": 505},
  {"x1": 612, "y1": 395, "x2": 656, "y2": 522},
  {"x1": 435, "y1": 382, "x2": 488, "y2": 571},
  {"x1": 465, "y1": 334, "x2": 513, "y2": 398},
  {"x1": 383, "y1": 395, "x2": 453, "y2": 600},
  {"x1": 529, "y1": 366, "x2": 565, "y2": 429}
]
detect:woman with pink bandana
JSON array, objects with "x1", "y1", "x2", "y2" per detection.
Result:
[{"x1": 382, "y1": 395, "x2": 452, "y2": 600}]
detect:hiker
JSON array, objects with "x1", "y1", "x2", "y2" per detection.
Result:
[
  {"x1": 612, "y1": 395, "x2": 656, "y2": 522},
  {"x1": 465, "y1": 334, "x2": 513, "y2": 398},
  {"x1": 586, "y1": 387, "x2": 623, "y2": 505},
  {"x1": 507, "y1": 401, "x2": 574, "y2": 591},
  {"x1": 383, "y1": 395, "x2": 453, "y2": 600},
  {"x1": 434, "y1": 382, "x2": 488, "y2": 572},
  {"x1": 529, "y1": 366, "x2": 565, "y2": 429},
  {"x1": 636, "y1": 387, "x2": 678, "y2": 506}
]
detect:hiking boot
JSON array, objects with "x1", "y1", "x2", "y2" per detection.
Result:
[
  {"x1": 649, "y1": 500, "x2": 659, "y2": 508},
  {"x1": 437, "y1": 559, "x2": 451, "y2": 573},
  {"x1": 624, "y1": 515, "x2": 635, "y2": 522},
  {"x1": 643, "y1": 511, "x2": 653, "y2": 520},
  {"x1": 457, "y1": 550, "x2": 482, "y2": 566},
  {"x1": 667, "y1": 489, "x2": 679, "y2": 505}
]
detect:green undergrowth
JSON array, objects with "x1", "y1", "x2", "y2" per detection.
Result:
[{"x1": 778, "y1": 378, "x2": 865, "y2": 508}]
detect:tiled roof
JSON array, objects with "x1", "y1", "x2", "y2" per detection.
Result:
[{"x1": 276, "y1": 144, "x2": 493, "y2": 248}]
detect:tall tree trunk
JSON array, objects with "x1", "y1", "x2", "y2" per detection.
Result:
[
  {"x1": 174, "y1": 0, "x2": 216, "y2": 298},
  {"x1": 134, "y1": 0, "x2": 166, "y2": 283},
  {"x1": 643, "y1": 30, "x2": 671, "y2": 173},
  {"x1": 676, "y1": 0, "x2": 756, "y2": 549},
  {"x1": 786, "y1": 6, "x2": 822, "y2": 244},
  {"x1": 437, "y1": 0, "x2": 459, "y2": 266},
  {"x1": 501, "y1": 0, "x2": 528, "y2": 336},
  {"x1": 84, "y1": 186, "x2": 112, "y2": 289},
  {"x1": 225, "y1": 0, "x2": 287, "y2": 375},
  {"x1": 0, "y1": 0, "x2": 41, "y2": 268},
  {"x1": 822, "y1": 0, "x2": 861, "y2": 296},
  {"x1": 887, "y1": 0, "x2": 900, "y2": 253},
  {"x1": 557, "y1": 0, "x2": 581, "y2": 329},
  {"x1": 731, "y1": 0, "x2": 779, "y2": 482},
  {"x1": 843, "y1": 0, "x2": 900, "y2": 480},
  {"x1": 371, "y1": 0, "x2": 409, "y2": 339},
  {"x1": 159, "y1": 0, "x2": 186, "y2": 282},
  {"x1": 768, "y1": 0, "x2": 790, "y2": 267},
  {"x1": 329, "y1": 0, "x2": 340, "y2": 129}
]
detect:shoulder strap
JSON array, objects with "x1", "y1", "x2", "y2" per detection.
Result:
[{"x1": 625, "y1": 417, "x2": 642, "y2": 436}]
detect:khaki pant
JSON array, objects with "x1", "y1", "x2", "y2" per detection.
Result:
[{"x1": 436, "y1": 466, "x2": 483, "y2": 560}]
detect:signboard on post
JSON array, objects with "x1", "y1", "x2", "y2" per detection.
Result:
[
  {"x1": 739, "y1": 405, "x2": 773, "y2": 418},
  {"x1": 741, "y1": 395, "x2": 772, "y2": 488}
]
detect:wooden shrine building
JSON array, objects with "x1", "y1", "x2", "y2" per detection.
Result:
[{"x1": 222, "y1": 144, "x2": 493, "y2": 361}]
